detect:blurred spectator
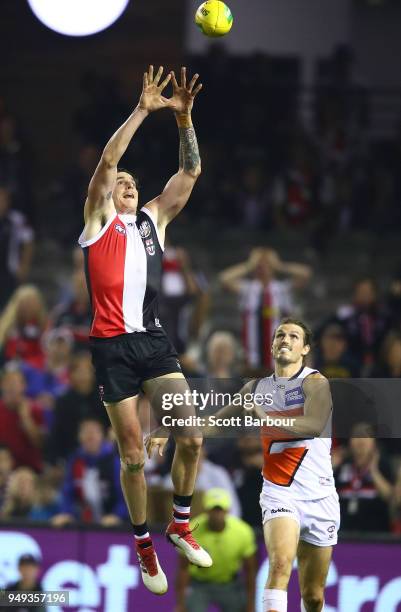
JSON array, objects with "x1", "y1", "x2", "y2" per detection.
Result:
[
  {"x1": 205, "y1": 331, "x2": 239, "y2": 378},
  {"x1": 386, "y1": 264, "x2": 401, "y2": 332},
  {"x1": 334, "y1": 423, "x2": 393, "y2": 532},
  {"x1": 372, "y1": 333, "x2": 401, "y2": 378},
  {"x1": 0, "y1": 444, "x2": 14, "y2": 508},
  {"x1": 0, "y1": 187, "x2": 34, "y2": 309},
  {"x1": 74, "y1": 71, "x2": 128, "y2": 147},
  {"x1": 272, "y1": 138, "x2": 317, "y2": 228},
  {"x1": 220, "y1": 247, "x2": 311, "y2": 370},
  {"x1": 314, "y1": 323, "x2": 360, "y2": 378},
  {"x1": 0, "y1": 369, "x2": 44, "y2": 471},
  {"x1": 0, "y1": 112, "x2": 33, "y2": 218},
  {"x1": 28, "y1": 476, "x2": 62, "y2": 521},
  {"x1": 236, "y1": 164, "x2": 270, "y2": 228},
  {"x1": 163, "y1": 447, "x2": 241, "y2": 517},
  {"x1": 46, "y1": 352, "x2": 109, "y2": 463},
  {"x1": 336, "y1": 278, "x2": 390, "y2": 374},
  {"x1": 44, "y1": 144, "x2": 100, "y2": 244},
  {"x1": 3, "y1": 554, "x2": 45, "y2": 612},
  {"x1": 232, "y1": 436, "x2": 264, "y2": 527},
  {"x1": 175, "y1": 488, "x2": 257, "y2": 612},
  {"x1": 20, "y1": 327, "x2": 72, "y2": 406},
  {"x1": 1, "y1": 467, "x2": 37, "y2": 519},
  {"x1": 0, "y1": 285, "x2": 47, "y2": 369},
  {"x1": 160, "y1": 245, "x2": 203, "y2": 354},
  {"x1": 51, "y1": 267, "x2": 91, "y2": 348},
  {"x1": 51, "y1": 418, "x2": 126, "y2": 526}
]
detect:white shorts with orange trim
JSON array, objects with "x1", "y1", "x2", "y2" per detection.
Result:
[{"x1": 260, "y1": 489, "x2": 340, "y2": 547}]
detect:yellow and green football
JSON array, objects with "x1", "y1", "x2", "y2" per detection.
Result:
[{"x1": 195, "y1": 0, "x2": 233, "y2": 37}]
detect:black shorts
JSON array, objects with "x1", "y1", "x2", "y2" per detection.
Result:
[{"x1": 90, "y1": 332, "x2": 181, "y2": 403}]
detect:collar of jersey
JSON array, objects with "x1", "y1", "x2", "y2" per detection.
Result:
[
  {"x1": 119, "y1": 213, "x2": 137, "y2": 224},
  {"x1": 273, "y1": 365, "x2": 305, "y2": 382}
]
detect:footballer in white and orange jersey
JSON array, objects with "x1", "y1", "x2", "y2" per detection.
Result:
[{"x1": 203, "y1": 317, "x2": 339, "y2": 612}]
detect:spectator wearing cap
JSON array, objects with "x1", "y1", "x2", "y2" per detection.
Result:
[
  {"x1": 2, "y1": 554, "x2": 45, "y2": 612},
  {"x1": 175, "y1": 488, "x2": 257, "y2": 612}
]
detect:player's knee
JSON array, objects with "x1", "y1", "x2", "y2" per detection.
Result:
[
  {"x1": 269, "y1": 553, "x2": 293, "y2": 579},
  {"x1": 176, "y1": 436, "x2": 203, "y2": 456},
  {"x1": 120, "y1": 449, "x2": 145, "y2": 474},
  {"x1": 301, "y1": 589, "x2": 324, "y2": 611},
  {"x1": 118, "y1": 426, "x2": 142, "y2": 455}
]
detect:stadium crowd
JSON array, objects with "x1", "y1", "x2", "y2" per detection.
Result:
[{"x1": 0, "y1": 45, "x2": 401, "y2": 540}]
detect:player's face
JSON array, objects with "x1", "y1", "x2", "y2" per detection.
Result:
[
  {"x1": 113, "y1": 172, "x2": 138, "y2": 213},
  {"x1": 271, "y1": 324, "x2": 310, "y2": 366}
]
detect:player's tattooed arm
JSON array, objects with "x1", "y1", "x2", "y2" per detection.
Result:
[{"x1": 178, "y1": 126, "x2": 200, "y2": 173}]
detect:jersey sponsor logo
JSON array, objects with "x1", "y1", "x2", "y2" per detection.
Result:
[
  {"x1": 285, "y1": 386, "x2": 304, "y2": 407},
  {"x1": 139, "y1": 220, "x2": 151, "y2": 238},
  {"x1": 270, "y1": 507, "x2": 293, "y2": 514},
  {"x1": 145, "y1": 238, "x2": 155, "y2": 256},
  {"x1": 115, "y1": 223, "x2": 126, "y2": 235},
  {"x1": 319, "y1": 476, "x2": 333, "y2": 486}
]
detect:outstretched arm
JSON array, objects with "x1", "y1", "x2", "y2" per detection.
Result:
[
  {"x1": 146, "y1": 68, "x2": 202, "y2": 233},
  {"x1": 84, "y1": 66, "x2": 172, "y2": 224}
]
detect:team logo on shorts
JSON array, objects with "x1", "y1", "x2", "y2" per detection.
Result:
[
  {"x1": 327, "y1": 525, "x2": 336, "y2": 539},
  {"x1": 98, "y1": 385, "x2": 104, "y2": 400},
  {"x1": 139, "y1": 220, "x2": 151, "y2": 238},
  {"x1": 145, "y1": 238, "x2": 155, "y2": 255},
  {"x1": 115, "y1": 223, "x2": 126, "y2": 235}
]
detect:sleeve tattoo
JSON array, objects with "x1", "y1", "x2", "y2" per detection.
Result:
[{"x1": 179, "y1": 127, "x2": 200, "y2": 172}]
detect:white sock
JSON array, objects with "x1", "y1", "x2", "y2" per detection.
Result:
[{"x1": 263, "y1": 588, "x2": 287, "y2": 612}]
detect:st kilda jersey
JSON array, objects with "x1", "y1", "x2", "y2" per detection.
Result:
[{"x1": 78, "y1": 207, "x2": 165, "y2": 338}]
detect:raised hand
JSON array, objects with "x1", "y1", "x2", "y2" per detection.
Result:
[
  {"x1": 168, "y1": 67, "x2": 202, "y2": 115},
  {"x1": 138, "y1": 65, "x2": 172, "y2": 113}
]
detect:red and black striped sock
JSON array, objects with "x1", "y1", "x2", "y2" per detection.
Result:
[
  {"x1": 133, "y1": 522, "x2": 152, "y2": 549},
  {"x1": 173, "y1": 494, "x2": 192, "y2": 525}
]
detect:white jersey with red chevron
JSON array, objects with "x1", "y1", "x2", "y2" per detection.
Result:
[
  {"x1": 255, "y1": 366, "x2": 336, "y2": 500},
  {"x1": 78, "y1": 207, "x2": 164, "y2": 338}
]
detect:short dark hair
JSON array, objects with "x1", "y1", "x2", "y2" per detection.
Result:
[
  {"x1": 117, "y1": 167, "x2": 140, "y2": 190},
  {"x1": 274, "y1": 317, "x2": 313, "y2": 347}
]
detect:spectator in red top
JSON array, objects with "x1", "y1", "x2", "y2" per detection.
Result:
[
  {"x1": 0, "y1": 285, "x2": 48, "y2": 369},
  {"x1": 0, "y1": 369, "x2": 45, "y2": 471}
]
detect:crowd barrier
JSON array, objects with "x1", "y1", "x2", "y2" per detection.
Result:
[{"x1": 0, "y1": 524, "x2": 400, "y2": 611}]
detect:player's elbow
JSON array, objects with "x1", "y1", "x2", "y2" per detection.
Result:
[
  {"x1": 101, "y1": 151, "x2": 117, "y2": 169},
  {"x1": 185, "y1": 163, "x2": 202, "y2": 179}
]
